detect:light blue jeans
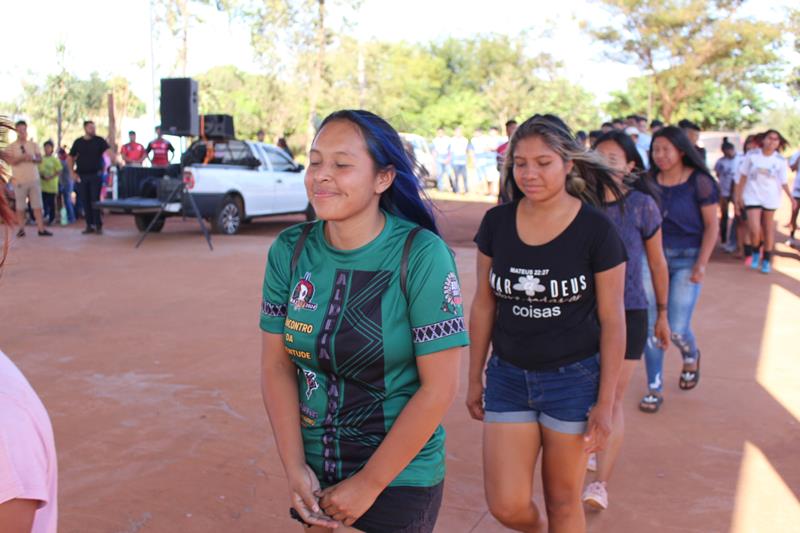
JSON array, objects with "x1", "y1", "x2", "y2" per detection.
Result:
[
  {"x1": 436, "y1": 161, "x2": 452, "y2": 191},
  {"x1": 642, "y1": 247, "x2": 702, "y2": 393}
]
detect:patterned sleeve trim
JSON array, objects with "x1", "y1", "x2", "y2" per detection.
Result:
[
  {"x1": 261, "y1": 299, "x2": 288, "y2": 318},
  {"x1": 412, "y1": 317, "x2": 467, "y2": 343}
]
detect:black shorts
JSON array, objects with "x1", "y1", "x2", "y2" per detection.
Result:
[
  {"x1": 745, "y1": 205, "x2": 776, "y2": 212},
  {"x1": 353, "y1": 481, "x2": 444, "y2": 533},
  {"x1": 625, "y1": 309, "x2": 648, "y2": 360}
]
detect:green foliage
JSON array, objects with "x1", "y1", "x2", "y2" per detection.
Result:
[
  {"x1": 604, "y1": 76, "x2": 763, "y2": 130},
  {"x1": 760, "y1": 106, "x2": 800, "y2": 148},
  {"x1": 196, "y1": 65, "x2": 304, "y2": 141},
  {"x1": 1, "y1": 72, "x2": 143, "y2": 146},
  {"x1": 588, "y1": 0, "x2": 788, "y2": 122}
]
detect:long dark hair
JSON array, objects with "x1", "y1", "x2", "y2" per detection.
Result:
[
  {"x1": 592, "y1": 131, "x2": 659, "y2": 199},
  {"x1": 649, "y1": 126, "x2": 711, "y2": 177},
  {"x1": 316, "y1": 110, "x2": 438, "y2": 234},
  {"x1": 501, "y1": 114, "x2": 624, "y2": 205},
  {"x1": 763, "y1": 129, "x2": 789, "y2": 152}
]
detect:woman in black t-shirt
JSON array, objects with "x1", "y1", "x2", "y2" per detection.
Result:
[{"x1": 468, "y1": 115, "x2": 627, "y2": 532}]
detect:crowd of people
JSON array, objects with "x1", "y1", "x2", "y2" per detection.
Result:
[
  {"x1": 255, "y1": 109, "x2": 798, "y2": 532},
  {"x1": 1, "y1": 105, "x2": 798, "y2": 533},
  {"x1": 2, "y1": 122, "x2": 176, "y2": 237}
]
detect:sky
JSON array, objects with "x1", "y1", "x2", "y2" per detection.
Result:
[{"x1": 1, "y1": 0, "x2": 795, "y2": 127}]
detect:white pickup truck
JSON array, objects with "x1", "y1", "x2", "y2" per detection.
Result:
[{"x1": 100, "y1": 139, "x2": 313, "y2": 235}]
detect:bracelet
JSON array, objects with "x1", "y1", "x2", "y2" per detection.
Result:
[{"x1": 656, "y1": 304, "x2": 667, "y2": 312}]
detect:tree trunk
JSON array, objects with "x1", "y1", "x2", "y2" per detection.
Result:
[
  {"x1": 180, "y1": 0, "x2": 189, "y2": 76},
  {"x1": 306, "y1": 0, "x2": 325, "y2": 152},
  {"x1": 107, "y1": 93, "x2": 118, "y2": 159}
]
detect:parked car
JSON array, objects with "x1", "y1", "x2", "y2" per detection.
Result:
[
  {"x1": 400, "y1": 133, "x2": 437, "y2": 188},
  {"x1": 98, "y1": 139, "x2": 313, "y2": 235}
]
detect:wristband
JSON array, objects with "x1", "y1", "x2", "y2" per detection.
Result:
[{"x1": 656, "y1": 304, "x2": 667, "y2": 313}]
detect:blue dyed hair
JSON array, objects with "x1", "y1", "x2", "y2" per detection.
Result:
[{"x1": 316, "y1": 110, "x2": 439, "y2": 235}]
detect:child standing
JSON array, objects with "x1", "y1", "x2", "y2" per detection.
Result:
[
  {"x1": 38, "y1": 140, "x2": 61, "y2": 226},
  {"x1": 713, "y1": 138, "x2": 740, "y2": 253}
]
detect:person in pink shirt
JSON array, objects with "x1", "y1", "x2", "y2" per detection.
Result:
[{"x1": 0, "y1": 118, "x2": 58, "y2": 533}]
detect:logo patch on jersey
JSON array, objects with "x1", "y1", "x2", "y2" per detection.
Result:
[
  {"x1": 290, "y1": 273, "x2": 318, "y2": 311},
  {"x1": 303, "y1": 369, "x2": 319, "y2": 399},
  {"x1": 441, "y1": 272, "x2": 463, "y2": 314}
]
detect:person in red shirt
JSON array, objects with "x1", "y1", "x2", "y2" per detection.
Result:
[
  {"x1": 146, "y1": 126, "x2": 175, "y2": 167},
  {"x1": 120, "y1": 131, "x2": 146, "y2": 166}
]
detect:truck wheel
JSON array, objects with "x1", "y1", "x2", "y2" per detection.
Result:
[
  {"x1": 305, "y1": 203, "x2": 316, "y2": 221},
  {"x1": 213, "y1": 196, "x2": 243, "y2": 235},
  {"x1": 134, "y1": 214, "x2": 165, "y2": 233}
]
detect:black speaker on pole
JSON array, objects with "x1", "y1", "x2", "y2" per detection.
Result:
[
  {"x1": 160, "y1": 78, "x2": 199, "y2": 137},
  {"x1": 202, "y1": 114, "x2": 235, "y2": 140}
]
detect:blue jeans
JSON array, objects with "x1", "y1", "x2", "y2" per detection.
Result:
[
  {"x1": 642, "y1": 247, "x2": 702, "y2": 392},
  {"x1": 60, "y1": 181, "x2": 76, "y2": 223},
  {"x1": 436, "y1": 161, "x2": 452, "y2": 191},
  {"x1": 451, "y1": 164, "x2": 468, "y2": 193}
]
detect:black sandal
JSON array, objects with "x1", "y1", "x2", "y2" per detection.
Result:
[
  {"x1": 639, "y1": 392, "x2": 663, "y2": 413},
  {"x1": 679, "y1": 350, "x2": 701, "y2": 390}
]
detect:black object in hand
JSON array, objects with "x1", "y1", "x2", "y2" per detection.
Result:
[{"x1": 290, "y1": 507, "x2": 312, "y2": 528}]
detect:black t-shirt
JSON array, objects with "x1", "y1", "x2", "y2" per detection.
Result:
[
  {"x1": 69, "y1": 136, "x2": 109, "y2": 174},
  {"x1": 474, "y1": 201, "x2": 627, "y2": 370}
]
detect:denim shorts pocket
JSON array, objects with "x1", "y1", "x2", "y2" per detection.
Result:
[{"x1": 572, "y1": 357, "x2": 600, "y2": 386}]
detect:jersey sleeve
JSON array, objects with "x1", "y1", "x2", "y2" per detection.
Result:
[
  {"x1": 68, "y1": 139, "x2": 79, "y2": 158},
  {"x1": 639, "y1": 194, "x2": 663, "y2": 240},
  {"x1": 99, "y1": 137, "x2": 109, "y2": 152},
  {"x1": 406, "y1": 232, "x2": 469, "y2": 357},
  {"x1": 590, "y1": 217, "x2": 627, "y2": 273},
  {"x1": 695, "y1": 173, "x2": 719, "y2": 206},
  {"x1": 259, "y1": 231, "x2": 295, "y2": 334}
]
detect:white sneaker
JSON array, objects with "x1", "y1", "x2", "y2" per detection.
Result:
[
  {"x1": 586, "y1": 452, "x2": 597, "y2": 472},
  {"x1": 583, "y1": 481, "x2": 608, "y2": 510}
]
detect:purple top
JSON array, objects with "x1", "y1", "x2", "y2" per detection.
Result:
[
  {"x1": 657, "y1": 171, "x2": 719, "y2": 250},
  {"x1": 603, "y1": 190, "x2": 662, "y2": 310}
]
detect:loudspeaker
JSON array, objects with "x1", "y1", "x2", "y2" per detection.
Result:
[
  {"x1": 202, "y1": 114, "x2": 235, "y2": 140},
  {"x1": 160, "y1": 78, "x2": 199, "y2": 137}
]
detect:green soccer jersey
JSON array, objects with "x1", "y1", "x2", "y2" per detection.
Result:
[{"x1": 260, "y1": 212, "x2": 469, "y2": 488}]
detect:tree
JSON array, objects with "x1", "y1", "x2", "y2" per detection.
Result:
[
  {"x1": 196, "y1": 65, "x2": 303, "y2": 141},
  {"x1": 586, "y1": 0, "x2": 787, "y2": 123},
  {"x1": 235, "y1": 0, "x2": 362, "y2": 150},
  {"x1": 604, "y1": 76, "x2": 763, "y2": 130},
  {"x1": 2, "y1": 73, "x2": 144, "y2": 148},
  {"x1": 153, "y1": 0, "x2": 219, "y2": 76}
]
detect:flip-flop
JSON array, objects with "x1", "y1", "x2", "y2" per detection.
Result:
[
  {"x1": 679, "y1": 350, "x2": 701, "y2": 390},
  {"x1": 639, "y1": 393, "x2": 663, "y2": 413}
]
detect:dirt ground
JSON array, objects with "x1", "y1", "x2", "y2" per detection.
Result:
[{"x1": 1, "y1": 199, "x2": 798, "y2": 533}]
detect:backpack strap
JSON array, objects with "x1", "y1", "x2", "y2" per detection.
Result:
[
  {"x1": 400, "y1": 226, "x2": 424, "y2": 298},
  {"x1": 290, "y1": 222, "x2": 314, "y2": 277}
]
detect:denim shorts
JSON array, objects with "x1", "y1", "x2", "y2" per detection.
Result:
[{"x1": 484, "y1": 354, "x2": 600, "y2": 434}]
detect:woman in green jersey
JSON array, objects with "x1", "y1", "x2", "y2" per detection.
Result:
[{"x1": 260, "y1": 110, "x2": 469, "y2": 532}]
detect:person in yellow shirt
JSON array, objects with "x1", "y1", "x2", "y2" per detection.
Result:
[
  {"x1": 38, "y1": 140, "x2": 61, "y2": 226},
  {"x1": 4, "y1": 121, "x2": 51, "y2": 237}
]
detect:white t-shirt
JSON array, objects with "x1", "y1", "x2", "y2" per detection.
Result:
[
  {"x1": 739, "y1": 150, "x2": 788, "y2": 210},
  {"x1": 788, "y1": 150, "x2": 800, "y2": 197},
  {"x1": 0, "y1": 351, "x2": 58, "y2": 533},
  {"x1": 449, "y1": 136, "x2": 470, "y2": 165}
]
